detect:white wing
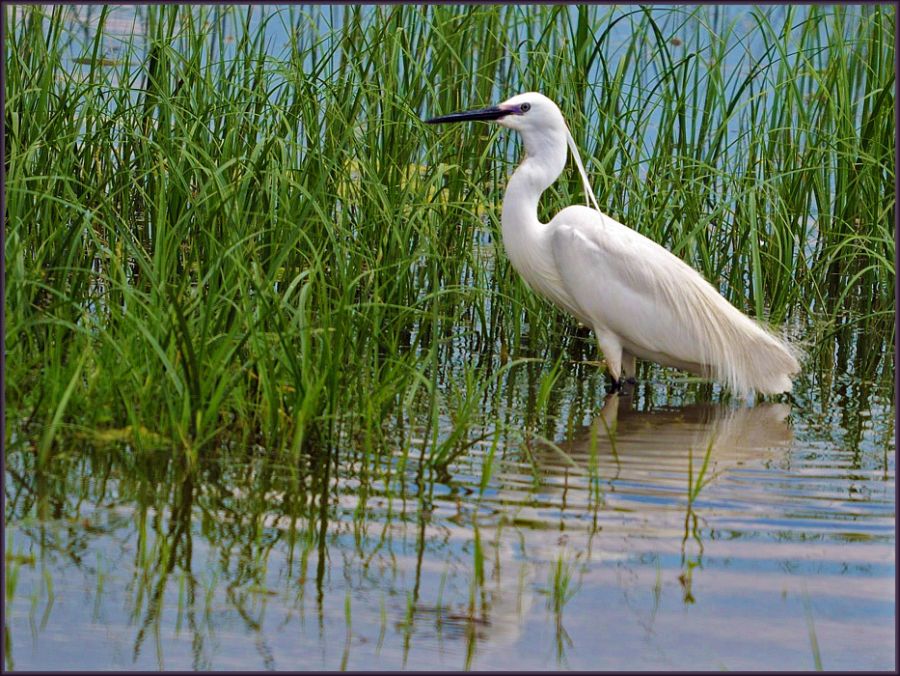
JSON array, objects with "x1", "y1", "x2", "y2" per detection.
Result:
[{"x1": 549, "y1": 205, "x2": 800, "y2": 395}]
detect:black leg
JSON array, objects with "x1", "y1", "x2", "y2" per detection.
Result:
[{"x1": 607, "y1": 377, "x2": 622, "y2": 393}]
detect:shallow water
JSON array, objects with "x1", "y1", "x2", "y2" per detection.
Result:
[{"x1": 5, "y1": 372, "x2": 894, "y2": 671}]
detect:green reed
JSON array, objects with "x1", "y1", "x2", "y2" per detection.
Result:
[{"x1": 5, "y1": 4, "x2": 894, "y2": 465}]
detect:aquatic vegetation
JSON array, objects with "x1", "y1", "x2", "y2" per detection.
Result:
[{"x1": 5, "y1": 4, "x2": 894, "y2": 461}]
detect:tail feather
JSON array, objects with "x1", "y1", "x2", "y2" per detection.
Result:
[{"x1": 657, "y1": 262, "x2": 801, "y2": 397}]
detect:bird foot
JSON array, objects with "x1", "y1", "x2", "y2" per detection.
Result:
[{"x1": 608, "y1": 377, "x2": 636, "y2": 394}]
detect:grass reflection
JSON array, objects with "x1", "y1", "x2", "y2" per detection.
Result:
[{"x1": 3, "y1": 365, "x2": 894, "y2": 668}]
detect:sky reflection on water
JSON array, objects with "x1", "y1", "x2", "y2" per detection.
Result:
[{"x1": 5, "y1": 377, "x2": 894, "y2": 670}]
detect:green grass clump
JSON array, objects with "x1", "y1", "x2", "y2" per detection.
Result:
[{"x1": 5, "y1": 5, "x2": 894, "y2": 466}]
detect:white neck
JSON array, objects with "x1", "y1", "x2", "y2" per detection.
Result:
[{"x1": 500, "y1": 128, "x2": 568, "y2": 267}]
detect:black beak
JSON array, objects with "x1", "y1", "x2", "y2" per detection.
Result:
[{"x1": 424, "y1": 105, "x2": 511, "y2": 124}]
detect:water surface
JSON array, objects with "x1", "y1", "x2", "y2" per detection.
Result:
[{"x1": 6, "y1": 374, "x2": 894, "y2": 670}]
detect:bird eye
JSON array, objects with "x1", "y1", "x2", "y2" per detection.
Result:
[{"x1": 520, "y1": 103, "x2": 531, "y2": 113}]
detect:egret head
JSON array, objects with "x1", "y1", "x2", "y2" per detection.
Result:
[
  {"x1": 425, "y1": 92, "x2": 600, "y2": 211},
  {"x1": 424, "y1": 91, "x2": 565, "y2": 137}
]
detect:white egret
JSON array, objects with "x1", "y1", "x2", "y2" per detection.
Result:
[{"x1": 425, "y1": 92, "x2": 800, "y2": 396}]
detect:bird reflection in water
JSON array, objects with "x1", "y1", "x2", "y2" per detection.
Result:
[
  {"x1": 531, "y1": 393, "x2": 794, "y2": 605},
  {"x1": 538, "y1": 392, "x2": 793, "y2": 478}
]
